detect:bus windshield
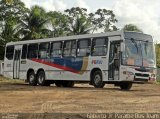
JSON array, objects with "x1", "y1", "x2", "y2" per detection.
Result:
[{"x1": 123, "y1": 34, "x2": 156, "y2": 68}]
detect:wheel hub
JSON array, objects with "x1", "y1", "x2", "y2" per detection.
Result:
[
  {"x1": 38, "y1": 75, "x2": 43, "y2": 84},
  {"x1": 29, "y1": 75, "x2": 34, "y2": 82},
  {"x1": 94, "y1": 74, "x2": 101, "y2": 85}
]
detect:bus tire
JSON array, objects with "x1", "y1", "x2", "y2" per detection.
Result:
[
  {"x1": 37, "y1": 71, "x2": 50, "y2": 86},
  {"x1": 28, "y1": 71, "x2": 37, "y2": 86},
  {"x1": 62, "y1": 81, "x2": 75, "y2": 87},
  {"x1": 120, "y1": 82, "x2": 132, "y2": 90},
  {"x1": 92, "y1": 70, "x2": 105, "y2": 88}
]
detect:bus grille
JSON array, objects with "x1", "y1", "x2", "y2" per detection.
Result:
[{"x1": 135, "y1": 73, "x2": 149, "y2": 77}]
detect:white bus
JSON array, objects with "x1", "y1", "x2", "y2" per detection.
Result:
[
  {"x1": 0, "y1": 60, "x2": 4, "y2": 76},
  {"x1": 3, "y1": 31, "x2": 156, "y2": 90}
]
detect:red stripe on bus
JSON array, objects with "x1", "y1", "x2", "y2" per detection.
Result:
[{"x1": 31, "y1": 58, "x2": 79, "y2": 74}]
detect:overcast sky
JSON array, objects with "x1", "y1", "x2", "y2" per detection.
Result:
[{"x1": 21, "y1": 0, "x2": 160, "y2": 43}]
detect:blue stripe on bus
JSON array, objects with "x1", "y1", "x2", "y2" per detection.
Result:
[{"x1": 31, "y1": 57, "x2": 88, "y2": 74}]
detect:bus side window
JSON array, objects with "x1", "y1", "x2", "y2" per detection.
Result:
[
  {"x1": 63, "y1": 40, "x2": 76, "y2": 57},
  {"x1": 51, "y1": 42, "x2": 62, "y2": 57},
  {"x1": 21, "y1": 44, "x2": 27, "y2": 59},
  {"x1": 39, "y1": 42, "x2": 50, "y2": 59},
  {"x1": 77, "y1": 39, "x2": 91, "y2": 57},
  {"x1": 27, "y1": 44, "x2": 38, "y2": 59},
  {"x1": 6, "y1": 45, "x2": 14, "y2": 60},
  {"x1": 92, "y1": 38, "x2": 108, "y2": 56}
]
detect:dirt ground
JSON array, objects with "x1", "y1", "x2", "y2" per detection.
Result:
[{"x1": 0, "y1": 76, "x2": 160, "y2": 115}]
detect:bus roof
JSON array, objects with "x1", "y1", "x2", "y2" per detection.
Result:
[
  {"x1": 6, "y1": 30, "x2": 153, "y2": 46},
  {"x1": 6, "y1": 31, "x2": 123, "y2": 46}
]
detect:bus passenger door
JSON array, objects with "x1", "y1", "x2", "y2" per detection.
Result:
[
  {"x1": 13, "y1": 45, "x2": 22, "y2": 79},
  {"x1": 108, "y1": 38, "x2": 121, "y2": 80}
]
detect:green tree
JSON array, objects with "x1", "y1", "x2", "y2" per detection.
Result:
[
  {"x1": 0, "y1": 20, "x2": 22, "y2": 59},
  {"x1": 21, "y1": 5, "x2": 50, "y2": 40},
  {"x1": 123, "y1": 24, "x2": 142, "y2": 32},
  {"x1": 90, "y1": 9, "x2": 118, "y2": 33},
  {"x1": 64, "y1": 7, "x2": 92, "y2": 35},
  {"x1": 0, "y1": 0, "x2": 28, "y2": 59},
  {"x1": 47, "y1": 11, "x2": 68, "y2": 37}
]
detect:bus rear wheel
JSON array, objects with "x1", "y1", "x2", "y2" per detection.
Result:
[
  {"x1": 37, "y1": 71, "x2": 50, "y2": 86},
  {"x1": 120, "y1": 82, "x2": 132, "y2": 90},
  {"x1": 28, "y1": 71, "x2": 37, "y2": 86},
  {"x1": 92, "y1": 71, "x2": 105, "y2": 88}
]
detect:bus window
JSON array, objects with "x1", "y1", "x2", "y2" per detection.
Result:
[
  {"x1": 21, "y1": 45, "x2": 27, "y2": 59},
  {"x1": 63, "y1": 40, "x2": 76, "y2": 57},
  {"x1": 51, "y1": 42, "x2": 62, "y2": 57},
  {"x1": 39, "y1": 42, "x2": 50, "y2": 59},
  {"x1": 27, "y1": 44, "x2": 38, "y2": 59},
  {"x1": 92, "y1": 38, "x2": 108, "y2": 56},
  {"x1": 77, "y1": 39, "x2": 91, "y2": 57},
  {"x1": 6, "y1": 45, "x2": 14, "y2": 60}
]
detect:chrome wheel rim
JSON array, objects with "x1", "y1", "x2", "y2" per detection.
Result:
[
  {"x1": 38, "y1": 74, "x2": 44, "y2": 84},
  {"x1": 29, "y1": 75, "x2": 34, "y2": 82}
]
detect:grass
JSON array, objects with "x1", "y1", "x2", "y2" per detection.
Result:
[
  {"x1": 156, "y1": 81, "x2": 160, "y2": 85},
  {"x1": 0, "y1": 76, "x2": 24, "y2": 84}
]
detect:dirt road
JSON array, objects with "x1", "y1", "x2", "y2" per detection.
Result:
[{"x1": 0, "y1": 77, "x2": 160, "y2": 114}]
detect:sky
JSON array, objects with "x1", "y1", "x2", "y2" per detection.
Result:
[{"x1": 21, "y1": 0, "x2": 160, "y2": 43}]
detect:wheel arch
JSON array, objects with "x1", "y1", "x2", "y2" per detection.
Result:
[
  {"x1": 36, "y1": 68, "x2": 45, "y2": 78},
  {"x1": 36, "y1": 68, "x2": 45, "y2": 75},
  {"x1": 90, "y1": 68, "x2": 103, "y2": 83},
  {"x1": 27, "y1": 69, "x2": 35, "y2": 81}
]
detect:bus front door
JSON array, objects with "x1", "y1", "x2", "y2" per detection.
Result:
[
  {"x1": 13, "y1": 46, "x2": 22, "y2": 79},
  {"x1": 108, "y1": 41, "x2": 121, "y2": 80}
]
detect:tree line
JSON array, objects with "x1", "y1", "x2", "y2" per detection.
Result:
[{"x1": 0, "y1": 0, "x2": 159, "y2": 67}]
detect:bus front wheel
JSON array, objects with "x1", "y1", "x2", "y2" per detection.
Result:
[
  {"x1": 120, "y1": 82, "x2": 132, "y2": 90},
  {"x1": 92, "y1": 71, "x2": 105, "y2": 88},
  {"x1": 28, "y1": 71, "x2": 37, "y2": 86}
]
